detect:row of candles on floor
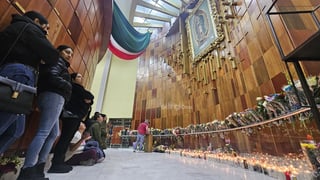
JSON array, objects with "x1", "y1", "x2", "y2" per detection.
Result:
[{"x1": 165, "y1": 149, "x2": 315, "y2": 180}]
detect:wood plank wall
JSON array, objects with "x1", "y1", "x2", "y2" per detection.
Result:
[
  {"x1": 132, "y1": 0, "x2": 320, "y2": 131},
  {"x1": 0, "y1": 0, "x2": 112, "y2": 152}
]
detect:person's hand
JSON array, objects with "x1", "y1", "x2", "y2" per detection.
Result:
[
  {"x1": 84, "y1": 99, "x2": 92, "y2": 104},
  {"x1": 82, "y1": 132, "x2": 91, "y2": 141}
]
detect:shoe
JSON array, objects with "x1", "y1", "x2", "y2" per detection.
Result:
[
  {"x1": 35, "y1": 163, "x2": 46, "y2": 178},
  {"x1": 133, "y1": 150, "x2": 136, "y2": 152},
  {"x1": 47, "y1": 164, "x2": 73, "y2": 173},
  {"x1": 79, "y1": 158, "x2": 96, "y2": 166},
  {"x1": 17, "y1": 166, "x2": 49, "y2": 180}
]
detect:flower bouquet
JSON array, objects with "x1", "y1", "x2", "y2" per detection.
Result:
[
  {"x1": 300, "y1": 135, "x2": 320, "y2": 179},
  {"x1": 0, "y1": 156, "x2": 22, "y2": 178}
]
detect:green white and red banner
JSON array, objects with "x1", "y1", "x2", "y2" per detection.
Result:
[{"x1": 109, "y1": 2, "x2": 151, "y2": 60}]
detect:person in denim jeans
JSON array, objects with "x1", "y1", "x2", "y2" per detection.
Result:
[
  {"x1": 48, "y1": 72, "x2": 94, "y2": 174},
  {"x1": 0, "y1": 64, "x2": 36, "y2": 154},
  {"x1": 0, "y1": 10, "x2": 59, "y2": 157},
  {"x1": 133, "y1": 119, "x2": 149, "y2": 152},
  {"x1": 17, "y1": 45, "x2": 73, "y2": 180}
]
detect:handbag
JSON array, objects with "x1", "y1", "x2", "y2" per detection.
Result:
[
  {"x1": 0, "y1": 23, "x2": 37, "y2": 114},
  {"x1": 0, "y1": 76, "x2": 36, "y2": 114}
]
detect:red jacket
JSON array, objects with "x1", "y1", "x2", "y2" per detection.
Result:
[{"x1": 137, "y1": 122, "x2": 148, "y2": 135}]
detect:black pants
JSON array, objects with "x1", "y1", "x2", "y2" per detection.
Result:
[{"x1": 51, "y1": 117, "x2": 81, "y2": 165}]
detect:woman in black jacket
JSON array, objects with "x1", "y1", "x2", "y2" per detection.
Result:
[
  {"x1": 18, "y1": 45, "x2": 73, "y2": 180},
  {"x1": 0, "y1": 11, "x2": 59, "y2": 156},
  {"x1": 48, "y1": 72, "x2": 94, "y2": 173}
]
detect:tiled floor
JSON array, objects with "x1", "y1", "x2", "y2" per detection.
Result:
[{"x1": 45, "y1": 148, "x2": 275, "y2": 180}]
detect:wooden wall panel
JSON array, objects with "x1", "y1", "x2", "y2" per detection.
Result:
[
  {"x1": 260, "y1": 80, "x2": 274, "y2": 96},
  {"x1": 69, "y1": 48, "x2": 81, "y2": 71},
  {"x1": 253, "y1": 57, "x2": 269, "y2": 85},
  {"x1": 263, "y1": 46, "x2": 286, "y2": 78},
  {"x1": 70, "y1": 0, "x2": 79, "y2": 9},
  {"x1": 246, "y1": 35, "x2": 262, "y2": 63},
  {"x1": 68, "y1": 13, "x2": 82, "y2": 43},
  {"x1": 271, "y1": 72, "x2": 288, "y2": 93},
  {"x1": 243, "y1": 67, "x2": 258, "y2": 91},
  {"x1": 0, "y1": 1, "x2": 11, "y2": 20},
  {"x1": 0, "y1": 3, "x2": 17, "y2": 31},
  {"x1": 256, "y1": 0, "x2": 273, "y2": 12},
  {"x1": 75, "y1": 0, "x2": 87, "y2": 25},
  {"x1": 47, "y1": 11, "x2": 63, "y2": 43},
  {"x1": 77, "y1": 31, "x2": 88, "y2": 55},
  {"x1": 25, "y1": 1, "x2": 52, "y2": 17},
  {"x1": 83, "y1": 0, "x2": 92, "y2": 10},
  {"x1": 255, "y1": 14, "x2": 273, "y2": 53},
  {"x1": 87, "y1": 1, "x2": 95, "y2": 25},
  {"x1": 55, "y1": 0, "x2": 74, "y2": 26}
]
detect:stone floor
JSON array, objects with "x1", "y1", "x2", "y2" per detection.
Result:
[{"x1": 45, "y1": 148, "x2": 275, "y2": 180}]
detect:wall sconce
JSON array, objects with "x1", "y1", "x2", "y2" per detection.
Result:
[
  {"x1": 212, "y1": 70, "x2": 217, "y2": 80},
  {"x1": 220, "y1": 47, "x2": 226, "y2": 61},
  {"x1": 228, "y1": 56, "x2": 237, "y2": 69},
  {"x1": 202, "y1": 62, "x2": 208, "y2": 84},
  {"x1": 208, "y1": 55, "x2": 215, "y2": 80},
  {"x1": 221, "y1": 0, "x2": 240, "y2": 20},
  {"x1": 222, "y1": 1, "x2": 240, "y2": 6},
  {"x1": 213, "y1": 50, "x2": 222, "y2": 69},
  {"x1": 196, "y1": 65, "x2": 201, "y2": 82}
]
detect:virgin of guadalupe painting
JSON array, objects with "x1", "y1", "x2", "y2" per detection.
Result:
[
  {"x1": 193, "y1": 10, "x2": 209, "y2": 46},
  {"x1": 186, "y1": 0, "x2": 218, "y2": 62}
]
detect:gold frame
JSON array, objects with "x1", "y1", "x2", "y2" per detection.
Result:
[{"x1": 186, "y1": 0, "x2": 225, "y2": 62}]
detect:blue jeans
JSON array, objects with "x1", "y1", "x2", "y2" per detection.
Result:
[
  {"x1": 84, "y1": 140, "x2": 105, "y2": 159},
  {"x1": 0, "y1": 63, "x2": 36, "y2": 154},
  {"x1": 23, "y1": 92, "x2": 64, "y2": 168},
  {"x1": 133, "y1": 134, "x2": 145, "y2": 151}
]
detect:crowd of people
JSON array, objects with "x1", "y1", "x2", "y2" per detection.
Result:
[{"x1": 0, "y1": 10, "x2": 112, "y2": 180}]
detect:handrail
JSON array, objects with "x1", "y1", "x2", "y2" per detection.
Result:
[
  {"x1": 181, "y1": 107, "x2": 311, "y2": 135},
  {"x1": 120, "y1": 134, "x2": 175, "y2": 137},
  {"x1": 120, "y1": 107, "x2": 312, "y2": 137}
]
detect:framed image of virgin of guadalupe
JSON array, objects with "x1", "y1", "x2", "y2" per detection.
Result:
[{"x1": 186, "y1": 0, "x2": 218, "y2": 62}]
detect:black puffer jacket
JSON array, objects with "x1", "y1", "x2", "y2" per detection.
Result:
[
  {"x1": 0, "y1": 14, "x2": 58, "y2": 68},
  {"x1": 64, "y1": 83, "x2": 94, "y2": 119},
  {"x1": 37, "y1": 57, "x2": 72, "y2": 102}
]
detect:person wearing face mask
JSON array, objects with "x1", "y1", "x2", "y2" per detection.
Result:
[
  {"x1": 0, "y1": 11, "x2": 59, "y2": 156},
  {"x1": 17, "y1": 45, "x2": 73, "y2": 180},
  {"x1": 48, "y1": 72, "x2": 94, "y2": 174}
]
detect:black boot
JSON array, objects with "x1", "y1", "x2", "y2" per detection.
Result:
[
  {"x1": 17, "y1": 166, "x2": 49, "y2": 180},
  {"x1": 35, "y1": 163, "x2": 46, "y2": 178},
  {"x1": 47, "y1": 163, "x2": 72, "y2": 173},
  {"x1": 17, "y1": 167, "x2": 32, "y2": 180}
]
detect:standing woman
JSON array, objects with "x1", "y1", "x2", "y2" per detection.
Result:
[
  {"x1": 48, "y1": 72, "x2": 94, "y2": 173},
  {"x1": 0, "y1": 11, "x2": 59, "y2": 155},
  {"x1": 17, "y1": 45, "x2": 73, "y2": 180}
]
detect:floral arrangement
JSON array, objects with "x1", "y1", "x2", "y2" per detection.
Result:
[
  {"x1": 0, "y1": 156, "x2": 22, "y2": 177},
  {"x1": 300, "y1": 135, "x2": 320, "y2": 178}
]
